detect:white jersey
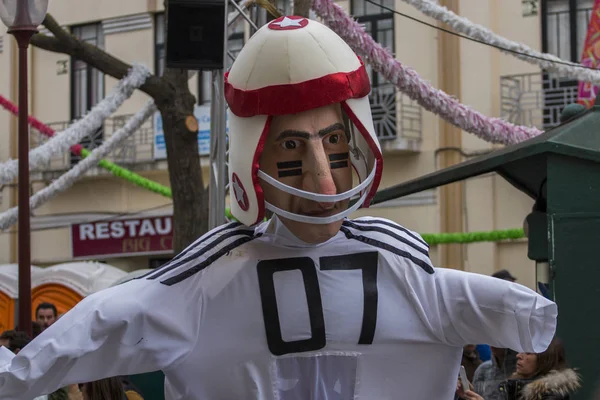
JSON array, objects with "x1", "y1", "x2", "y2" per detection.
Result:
[{"x1": 0, "y1": 216, "x2": 557, "y2": 399}]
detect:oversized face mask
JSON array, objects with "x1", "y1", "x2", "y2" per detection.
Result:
[
  {"x1": 258, "y1": 104, "x2": 355, "y2": 243},
  {"x1": 225, "y1": 16, "x2": 383, "y2": 228}
]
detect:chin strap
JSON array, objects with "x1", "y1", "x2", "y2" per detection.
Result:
[{"x1": 264, "y1": 190, "x2": 369, "y2": 224}]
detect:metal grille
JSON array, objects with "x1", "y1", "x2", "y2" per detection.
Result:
[
  {"x1": 370, "y1": 85, "x2": 397, "y2": 140},
  {"x1": 108, "y1": 113, "x2": 156, "y2": 165},
  {"x1": 500, "y1": 72, "x2": 579, "y2": 129},
  {"x1": 369, "y1": 85, "x2": 422, "y2": 141},
  {"x1": 398, "y1": 92, "x2": 422, "y2": 140}
]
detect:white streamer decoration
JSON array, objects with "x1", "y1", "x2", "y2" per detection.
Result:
[
  {"x1": 0, "y1": 63, "x2": 151, "y2": 185},
  {"x1": 0, "y1": 101, "x2": 156, "y2": 231},
  {"x1": 400, "y1": 0, "x2": 600, "y2": 84},
  {"x1": 312, "y1": 0, "x2": 543, "y2": 144}
]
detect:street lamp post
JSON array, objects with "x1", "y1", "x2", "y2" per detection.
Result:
[{"x1": 0, "y1": 0, "x2": 49, "y2": 337}]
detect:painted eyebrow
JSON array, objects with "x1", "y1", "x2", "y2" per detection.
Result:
[{"x1": 275, "y1": 123, "x2": 346, "y2": 141}]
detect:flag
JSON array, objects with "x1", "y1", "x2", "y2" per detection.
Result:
[{"x1": 578, "y1": 0, "x2": 600, "y2": 108}]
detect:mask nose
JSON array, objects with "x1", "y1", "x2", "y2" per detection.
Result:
[{"x1": 302, "y1": 146, "x2": 336, "y2": 208}]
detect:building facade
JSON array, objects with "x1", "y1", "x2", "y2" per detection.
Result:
[{"x1": 0, "y1": 0, "x2": 585, "y2": 289}]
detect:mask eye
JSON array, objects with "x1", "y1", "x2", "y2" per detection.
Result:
[
  {"x1": 328, "y1": 134, "x2": 341, "y2": 144},
  {"x1": 281, "y1": 140, "x2": 299, "y2": 150}
]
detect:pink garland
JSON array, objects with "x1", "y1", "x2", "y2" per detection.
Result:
[
  {"x1": 312, "y1": 0, "x2": 544, "y2": 145},
  {"x1": 0, "y1": 94, "x2": 84, "y2": 155}
]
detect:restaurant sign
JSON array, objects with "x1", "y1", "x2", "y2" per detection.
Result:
[{"x1": 71, "y1": 216, "x2": 173, "y2": 258}]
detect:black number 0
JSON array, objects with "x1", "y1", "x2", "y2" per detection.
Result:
[{"x1": 257, "y1": 252, "x2": 378, "y2": 356}]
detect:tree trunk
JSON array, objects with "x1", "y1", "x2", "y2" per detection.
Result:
[
  {"x1": 158, "y1": 69, "x2": 208, "y2": 253},
  {"x1": 30, "y1": 12, "x2": 211, "y2": 253},
  {"x1": 293, "y1": 0, "x2": 312, "y2": 17}
]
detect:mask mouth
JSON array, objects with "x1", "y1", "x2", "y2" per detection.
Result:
[
  {"x1": 257, "y1": 159, "x2": 377, "y2": 225},
  {"x1": 300, "y1": 202, "x2": 342, "y2": 216}
]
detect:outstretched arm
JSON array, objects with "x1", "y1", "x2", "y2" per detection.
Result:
[
  {"x1": 0, "y1": 278, "x2": 200, "y2": 399},
  {"x1": 402, "y1": 264, "x2": 557, "y2": 353}
]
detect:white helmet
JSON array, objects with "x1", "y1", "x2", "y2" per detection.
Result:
[{"x1": 225, "y1": 16, "x2": 383, "y2": 226}]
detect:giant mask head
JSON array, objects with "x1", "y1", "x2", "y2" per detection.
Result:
[{"x1": 225, "y1": 16, "x2": 383, "y2": 242}]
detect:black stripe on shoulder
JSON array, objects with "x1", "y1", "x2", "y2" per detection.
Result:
[
  {"x1": 143, "y1": 223, "x2": 246, "y2": 280},
  {"x1": 340, "y1": 226, "x2": 434, "y2": 274},
  {"x1": 351, "y1": 218, "x2": 429, "y2": 249},
  {"x1": 343, "y1": 220, "x2": 429, "y2": 257},
  {"x1": 148, "y1": 228, "x2": 255, "y2": 280},
  {"x1": 161, "y1": 233, "x2": 262, "y2": 286},
  {"x1": 170, "y1": 222, "x2": 242, "y2": 265},
  {"x1": 137, "y1": 222, "x2": 241, "y2": 280}
]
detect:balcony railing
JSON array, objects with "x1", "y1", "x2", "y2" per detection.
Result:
[
  {"x1": 370, "y1": 84, "x2": 422, "y2": 152},
  {"x1": 500, "y1": 72, "x2": 579, "y2": 129},
  {"x1": 30, "y1": 112, "x2": 158, "y2": 178}
]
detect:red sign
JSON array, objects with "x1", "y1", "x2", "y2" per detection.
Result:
[{"x1": 71, "y1": 216, "x2": 174, "y2": 258}]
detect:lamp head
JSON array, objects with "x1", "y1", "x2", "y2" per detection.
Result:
[{"x1": 0, "y1": 0, "x2": 49, "y2": 31}]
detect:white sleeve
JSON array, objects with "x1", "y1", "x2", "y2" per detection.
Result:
[
  {"x1": 401, "y1": 263, "x2": 557, "y2": 353},
  {"x1": 0, "y1": 277, "x2": 200, "y2": 399}
]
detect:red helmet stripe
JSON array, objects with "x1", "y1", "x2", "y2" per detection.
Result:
[{"x1": 225, "y1": 59, "x2": 371, "y2": 117}]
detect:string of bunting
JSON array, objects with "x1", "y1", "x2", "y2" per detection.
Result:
[
  {"x1": 0, "y1": 102, "x2": 156, "y2": 230},
  {"x1": 0, "y1": 93, "x2": 172, "y2": 199},
  {"x1": 396, "y1": 0, "x2": 600, "y2": 84},
  {"x1": 312, "y1": 0, "x2": 543, "y2": 145},
  {"x1": 0, "y1": 64, "x2": 150, "y2": 185}
]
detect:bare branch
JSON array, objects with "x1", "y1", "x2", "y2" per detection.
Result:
[
  {"x1": 250, "y1": 0, "x2": 282, "y2": 18},
  {"x1": 30, "y1": 14, "x2": 173, "y2": 104},
  {"x1": 42, "y1": 13, "x2": 72, "y2": 43},
  {"x1": 30, "y1": 34, "x2": 66, "y2": 53}
]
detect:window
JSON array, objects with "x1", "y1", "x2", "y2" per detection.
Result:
[
  {"x1": 351, "y1": 0, "x2": 397, "y2": 140},
  {"x1": 541, "y1": 0, "x2": 594, "y2": 127},
  {"x1": 155, "y1": 13, "x2": 166, "y2": 76},
  {"x1": 71, "y1": 23, "x2": 105, "y2": 163},
  {"x1": 351, "y1": 0, "x2": 394, "y2": 87},
  {"x1": 543, "y1": 0, "x2": 594, "y2": 62}
]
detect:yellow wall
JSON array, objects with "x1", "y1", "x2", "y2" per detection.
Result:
[{"x1": 48, "y1": 0, "x2": 150, "y2": 26}]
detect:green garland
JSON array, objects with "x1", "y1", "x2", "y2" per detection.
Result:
[
  {"x1": 79, "y1": 148, "x2": 172, "y2": 198},
  {"x1": 79, "y1": 150, "x2": 526, "y2": 245},
  {"x1": 420, "y1": 228, "x2": 525, "y2": 245}
]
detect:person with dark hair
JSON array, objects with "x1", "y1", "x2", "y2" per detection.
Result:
[
  {"x1": 119, "y1": 376, "x2": 144, "y2": 400},
  {"x1": 32, "y1": 321, "x2": 43, "y2": 338},
  {"x1": 0, "y1": 330, "x2": 30, "y2": 354},
  {"x1": 469, "y1": 270, "x2": 521, "y2": 400},
  {"x1": 491, "y1": 269, "x2": 517, "y2": 282},
  {"x1": 459, "y1": 338, "x2": 581, "y2": 400},
  {"x1": 0, "y1": 331, "x2": 48, "y2": 400},
  {"x1": 36, "y1": 302, "x2": 58, "y2": 331},
  {"x1": 79, "y1": 377, "x2": 127, "y2": 400},
  {"x1": 462, "y1": 344, "x2": 482, "y2": 382},
  {"x1": 465, "y1": 347, "x2": 518, "y2": 400}
]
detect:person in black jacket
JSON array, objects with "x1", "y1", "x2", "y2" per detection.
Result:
[{"x1": 458, "y1": 337, "x2": 581, "y2": 400}]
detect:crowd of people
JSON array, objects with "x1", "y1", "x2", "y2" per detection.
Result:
[
  {"x1": 0, "y1": 302, "x2": 143, "y2": 400},
  {"x1": 455, "y1": 270, "x2": 582, "y2": 400}
]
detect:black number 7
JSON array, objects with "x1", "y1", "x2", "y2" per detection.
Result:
[{"x1": 257, "y1": 251, "x2": 378, "y2": 356}]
